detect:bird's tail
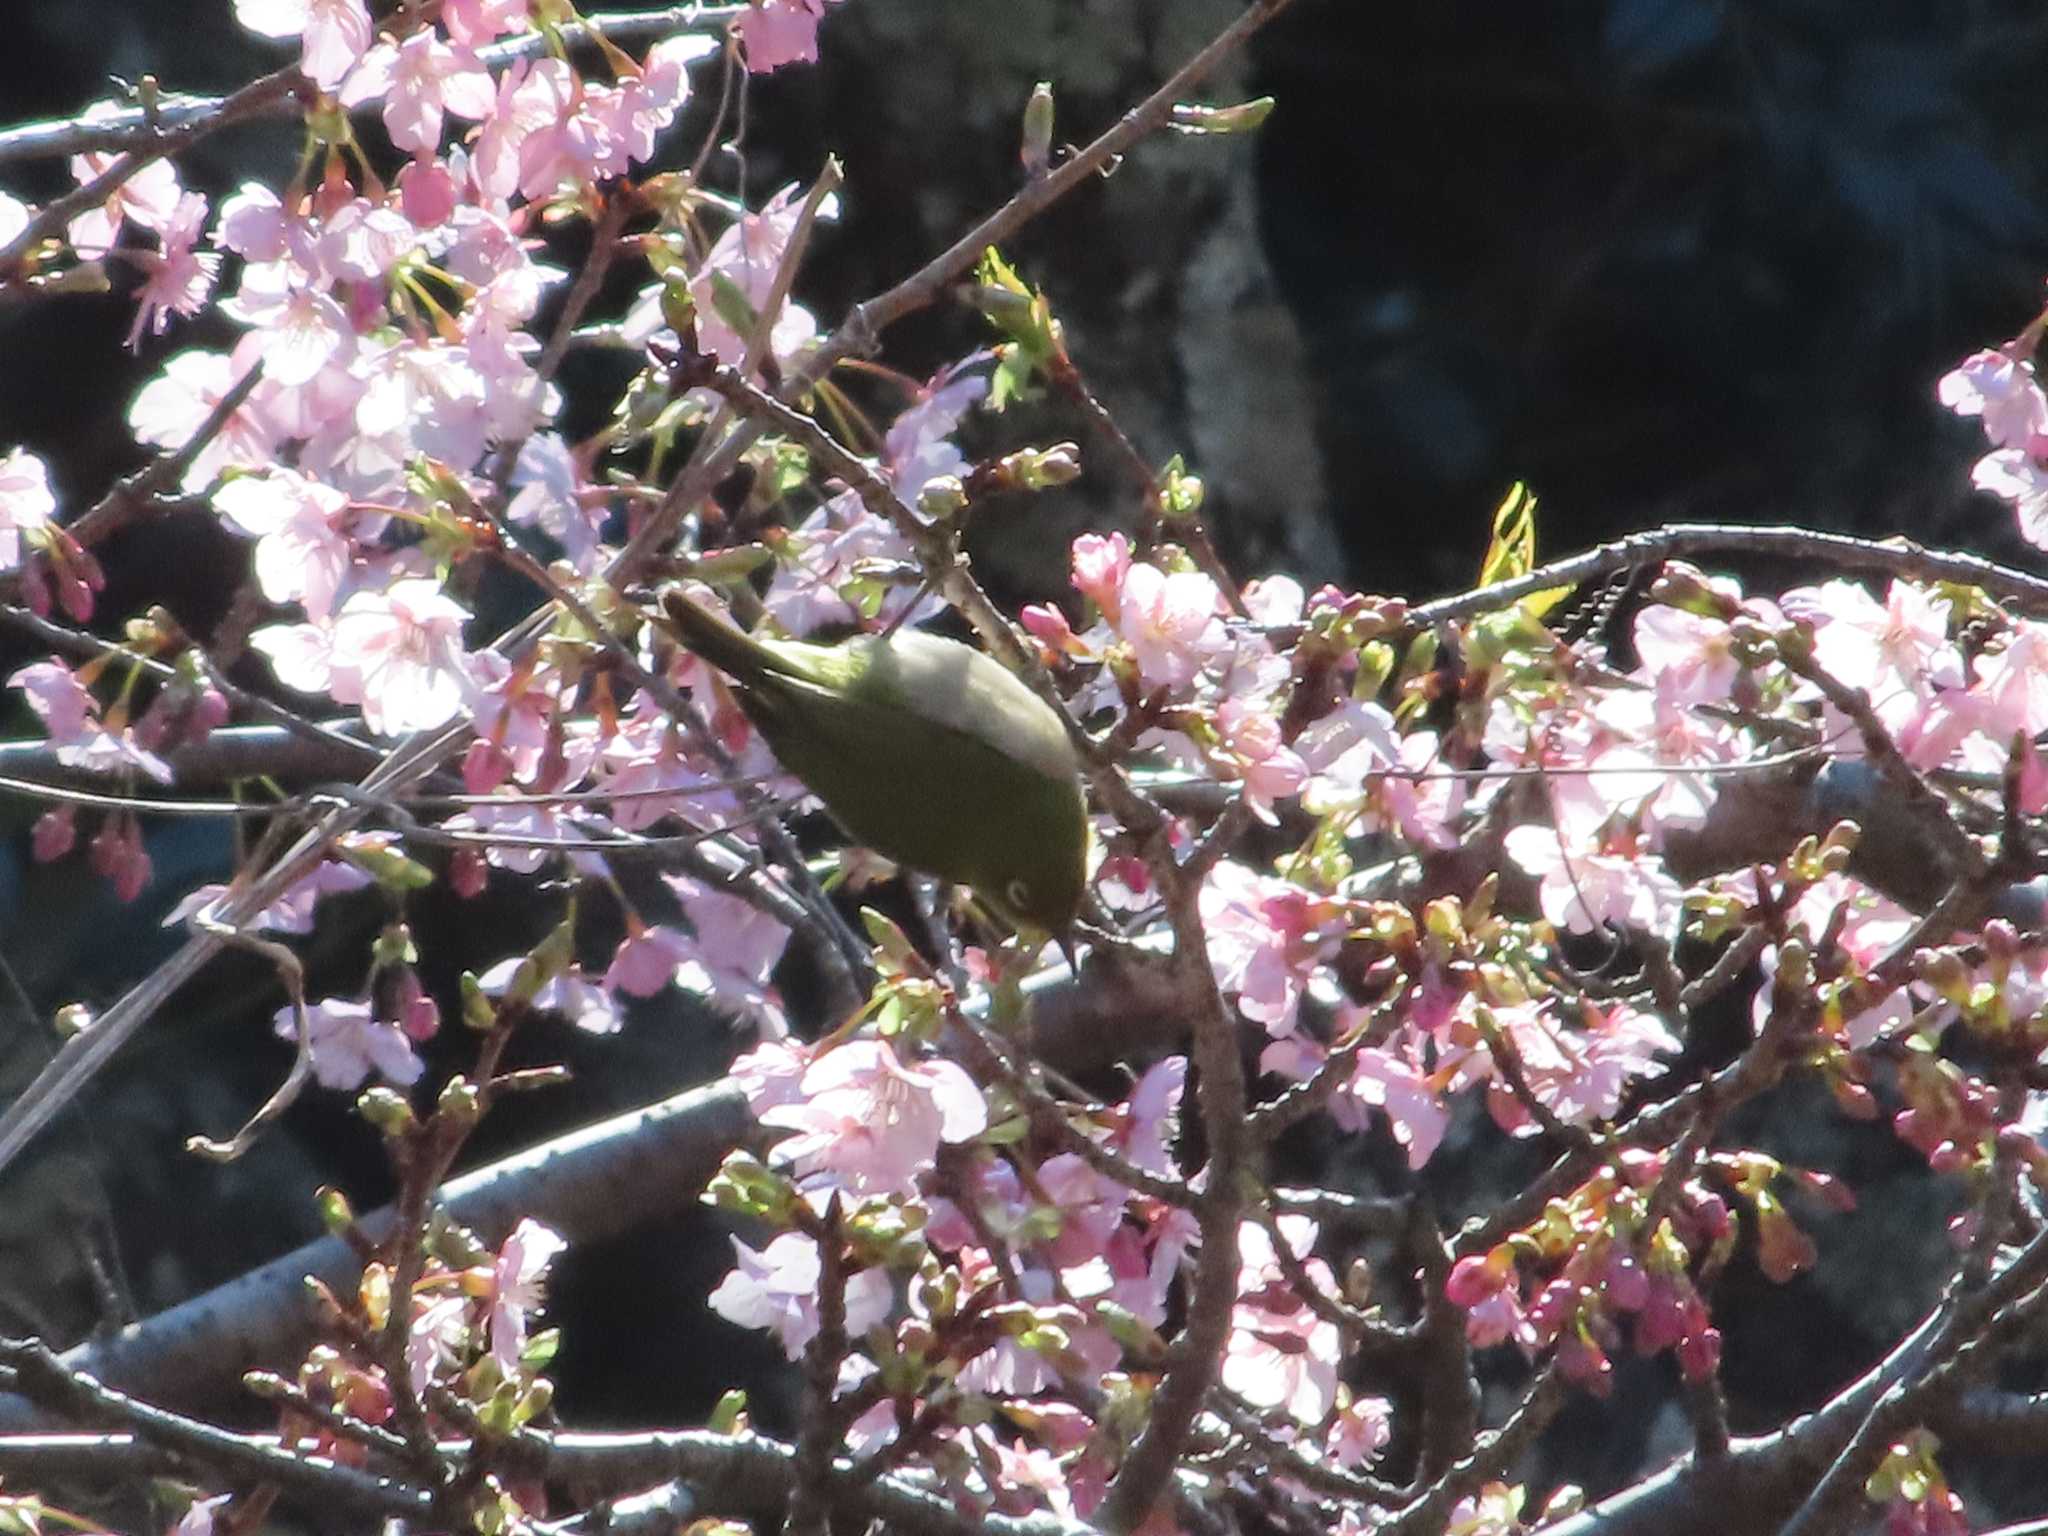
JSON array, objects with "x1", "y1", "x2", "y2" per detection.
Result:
[{"x1": 659, "y1": 586, "x2": 786, "y2": 687}]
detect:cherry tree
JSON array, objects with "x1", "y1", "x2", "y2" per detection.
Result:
[{"x1": 0, "y1": 4, "x2": 2046, "y2": 1536}]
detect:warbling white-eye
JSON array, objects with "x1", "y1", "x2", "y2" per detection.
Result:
[{"x1": 659, "y1": 588, "x2": 1090, "y2": 936}]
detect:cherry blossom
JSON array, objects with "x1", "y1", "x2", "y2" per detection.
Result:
[
  {"x1": 10, "y1": 659, "x2": 173, "y2": 783},
  {"x1": 1222, "y1": 1218, "x2": 1342, "y2": 1423},
  {"x1": 326, "y1": 578, "x2": 476, "y2": 736},
  {"x1": 758, "y1": 1039, "x2": 987, "y2": 1195},
  {"x1": 66, "y1": 138, "x2": 181, "y2": 257},
  {"x1": 128, "y1": 346, "x2": 281, "y2": 491},
  {"x1": 213, "y1": 468, "x2": 355, "y2": 620},
  {"x1": 0, "y1": 447, "x2": 54, "y2": 569},
  {"x1": 1502, "y1": 823, "x2": 1683, "y2": 936},
  {"x1": 164, "y1": 853, "x2": 372, "y2": 936},
  {"x1": 686, "y1": 184, "x2": 834, "y2": 371},
  {"x1": 0, "y1": 192, "x2": 28, "y2": 247},
  {"x1": 668, "y1": 873, "x2": 793, "y2": 1034},
  {"x1": 1939, "y1": 348, "x2": 2048, "y2": 449},
  {"x1": 1346, "y1": 1035, "x2": 1452, "y2": 1169},
  {"x1": 476, "y1": 956, "x2": 624, "y2": 1035},
  {"x1": 124, "y1": 191, "x2": 219, "y2": 348},
  {"x1": 232, "y1": 0, "x2": 374, "y2": 91},
  {"x1": 735, "y1": 0, "x2": 844, "y2": 71},
  {"x1": 1200, "y1": 860, "x2": 1352, "y2": 1034},
  {"x1": 488, "y1": 1218, "x2": 567, "y2": 1376},
  {"x1": 276, "y1": 996, "x2": 423, "y2": 1091},
  {"x1": 338, "y1": 31, "x2": 496, "y2": 155},
  {"x1": 1114, "y1": 561, "x2": 1232, "y2": 691},
  {"x1": 707, "y1": 1232, "x2": 892, "y2": 1357}
]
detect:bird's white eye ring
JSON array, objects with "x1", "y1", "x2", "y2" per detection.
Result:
[{"x1": 1006, "y1": 877, "x2": 1031, "y2": 910}]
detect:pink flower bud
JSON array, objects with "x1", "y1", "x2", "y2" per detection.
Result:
[
  {"x1": 30, "y1": 807, "x2": 75, "y2": 862},
  {"x1": 1445, "y1": 1253, "x2": 1506, "y2": 1307},
  {"x1": 1676, "y1": 1323, "x2": 1722, "y2": 1382}
]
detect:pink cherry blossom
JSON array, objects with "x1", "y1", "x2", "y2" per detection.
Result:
[
  {"x1": 682, "y1": 183, "x2": 834, "y2": 370},
  {"x1": 10, "y1": 659, "x2": 173, "y2": 783},
  {"x1": 30, "y1": 808, "x2": 75, "y2": 863},
  {"x1": 476, "y1": 956, "x2": 623, "y2": 1035},
  {"x1": 1098, "y1": 1056, "x2": 1187, "y2": 1178},
  {"x1": 667, "y1": 873, "x2": 792, "y2": 1034},
  {"x1": 165, "y1": 852, "x2": 371, "y2": 936},
  {"x1": 1326, "y1": 1396, "x2": 1393, "y2": 1469},
  {"x1": 66, "y1": 142, "x2": 180, "y2": 257},
  {"x1": 1199, "y1": 860, "x2": 1350, "y2": 1034},
  {"x1": 124, "y1": 191, "x2": 219, "y2": 348},
  {"x1": 1242, "y1": 574, "x2": 1306, "y2": 626},
  {"x1": 233, "y1": 0, "x2": 373, "y2": 91},
  {"x1": 213, "y1": 468, "x2": 354, "y2": 620},
  {"x1": 728, "y1": 1037, "x2": 812, "y2": 1117},
  {"x1": 219, "y1": 258, "x2": 358, "y2": 388},
  {"x1": 508, "y1": 433, "x2": 607, "y2": 572},
  {"x1": 406, "y1": 1292, "x2": 468, "y2": 1394},
  {"x1": 215, "y1": 182, "x2": 292, "y2": 262},
  {"x1": 338, "y1": 31, "x2": 495, "y2": 155},
  {"x1": 171, "y1": 1494, "x2": 233, "y2": 1536},
  {"x1": 89, "y1": 815, "x2": 153, "y2": 903},
  {"x1": 328, "y1": 578, "x2": 475, "y2": 735},
  {"x1": 1501, "y1": 823, "x2": 1683, "y2": 936},
  {"x1": 735, "y1": 0, "x2": 843, "y2": 71},
  {"x1": 1781, "y1": 578, "x2": 1961, "y2": 722},
  {"x1": 605, "y1": 924, "x2": 693, "y2": 998},
  {"x1": 1969, "y1": 444, "x2": 2048, "y2": 549},
  {"x1": 707, "y1": 1232, "x2": 892, "y2": 1357},
  {"x1": 488, "y1": 1218, "x2": 567, "y2": 1376},
  {"x1": 1114, "y1": 562, "x2": 1231, "y2": 691},
  {"x1": 759, "y1": 1038, "x2": 987, "y2": 1195},
  {"x1": 1347, "y1": 1036, "x2": 1451, "y2": 1169},
  {"x1": 442, "y1": 0, "x2": 532, "y2": 46},
  {"x1": 0, "y1": 192, "x2": 29, "y2": 248},
  {"x1": 1938, "y1": 348, "x2": 2048, "y2": 448},
  {"x1": 1071, "y1": 532, "x2": 1131, "y2": 619},
  {"x1": 763, "y1": 363, "x2": 983, "y2": 632},
  {"x1": 128, "y1": 347, "x2": 280, "y2": 491},
  {"x1": 1212, "y1": 697, "x2": 1307, "y2": 823},
  {"x1": 1481, "y1": 1000, "x2": 1678, "y2": 1133},
  {"x1": 0, "y1": 448, "x2": 54, "y2": 569},
  {"x1": 1222, "y1": 1218, "x2": 1342, "y2": 1423},
  {"x1": 276, "y1": 996, "x2": 423, "y2": 1090}
]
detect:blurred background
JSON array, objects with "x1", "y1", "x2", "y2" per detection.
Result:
[{"x1": 0, "y1": 0, "x2": 2045, "y2": 1519}]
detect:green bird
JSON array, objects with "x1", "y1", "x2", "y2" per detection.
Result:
[{"x1": 659, "y1": 588, "x2": 1090, "y2": 936}]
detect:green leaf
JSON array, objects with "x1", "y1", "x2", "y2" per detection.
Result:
[{"x1": 1476, "y1": 482, "x2": 1574, "y2": 618}]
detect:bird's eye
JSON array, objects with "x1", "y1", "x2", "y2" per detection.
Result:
[{"x1": 1005, "y1": 877, "x2": 1032, "y2": 910}]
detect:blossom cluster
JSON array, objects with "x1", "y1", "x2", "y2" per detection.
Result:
[{"x1": 3, "y1": 2, "x2": 2047, "y2": 1533}]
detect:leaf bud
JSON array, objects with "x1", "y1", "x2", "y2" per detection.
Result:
[
  {"x1": 317, "y1": 1186, "x2": 356, "y2": 1235},
  {"x1": 1020, "y1": 82, "x2": 1054, "y2": 178},
  {"x1": 437, "y1": 1075, "x2": 483, "y2": 1128},
  {"x1": 997, "y1": 442, "x2": 1083, "y2": 490},
  {"x1": 1913, "y1": 948, "x2": 1972, "y2": 1006},
  {"x1": 357, "y1": 1087, "x2": 417, "y2": 1137},
  {"x1": 917, "y1": 474, "x2": 968, "y2": 520},
  {"x1": 1168, "y1": 97, "x2": 1276, "y2": 135}
]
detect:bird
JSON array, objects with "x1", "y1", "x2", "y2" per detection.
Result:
[{"x1": 659, "y1": 587, "x2": 1090, "y2": 937}]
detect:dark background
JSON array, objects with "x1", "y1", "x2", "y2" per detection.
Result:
[{"x1": 0, "y1": 0, "x2": 2045, "y2": 1518}]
